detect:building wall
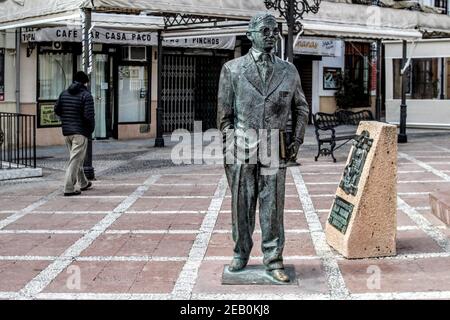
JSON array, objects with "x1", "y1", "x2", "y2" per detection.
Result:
[
  {"x1": 384, "y1": 40, "x2": 450, "y2": 128},
  {"x1": 0, "y1": 30, "x2": 18, "y2": 113},
  {"x1": 313, "y1": 41, "x2": 345, "y2": 113},
  {"x1": 20, "y1": 43, "x2": 36, "y2": 104}
]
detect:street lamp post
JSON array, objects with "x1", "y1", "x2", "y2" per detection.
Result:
[
  {"x1": 82, "y1": 7, "x2": 95, "y2": 180},
  {"x1": 398, "y1": 40, "x2": 408, "y2": 144},
  {"x1": 154, "y1": 30, "x2": 165, "y2": 148},
  {"x1": 264, "y1": 0, "x2": 321, "y2": 151},
  {"x1": 264, "y1": 0, "x2": 321, "y2": 63}
]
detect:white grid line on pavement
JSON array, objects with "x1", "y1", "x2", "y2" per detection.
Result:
[
  {"x1": 162, "y1": 173, "x2": 224, "y2": 176},
  {"x1": 414, "y1": 162, "x2": 450, "y2": 165},
  {"x1": 398, "y1": 192, "x2": 430, "y2": 196},
  {"x1": 29, "y1": 211, "x2": 110, "y2": 215},
  {"x1": 294, "y1": 180, "x2": 447, "y2": 185},
  {"x1": 35, "y1": 293, "x2": 172, "y2": 300},
  {"x1": 350, "y1": 291, "x2": 450, "y2": 300},
  {"x1": 0, "y1": 256, "x2": 58, "y2": 261},
  {"x1": 203, "y1": 255, "x2": 320, "y2": 261},
  {"x1": 413, "y1": 155, "x2": 450, "y2": 159},
  {"x1": 219, "y1": 209, "x2": 304, "y2": 213},
  {"x1": 2, "y1": 251, "x2": 449, "y2": 262},
  {"x1": 399, "y1": 152, "x2": 450, "y2": 182},
  {"x1": 403, "y1": 149, "x2": 450, "y2": 153},
  {"x1": 152, "y1": 183, "x2": 218, "y2": 186},
  {"x1": 140, "y1": 196, "x2": 213, "y2": 199},
  {"x1": 374, "y1": 252, "x2": 450, "y2": 260},
  {"x1": 1, "y1": 226, "x2": 441, "y2": 236},
  {"x1": 75, "y1": 256, "x2": 188, "y2": 262},
  {"x1": 0, "y1": 190, "x2": 60, "y2": 230},
  {"x1": 104, "y1": 230, "x2": 200, "y2": 235},
  {"x1": 211, "y1": 229, "x2": 310, "y2": 234},
  {"x1": 67, "y1": 196, "x2": 127, "y2": 199},
  {"x1": 431, "y1": 145, "x2": 450, "y2": 153},
  {"x1": 398, "y1": 196, "x2": 450, "y2": 252},
  {"x1": 191, "y1": 293, "x2": 330, "y2": 300},
  {"x1": 171, "y1": 174, "x2": 228, "y2": 300},
  {"x1": 398, "y1": 180, "x2": 448, "y2": 184},
  {"x1": 93, "y1": 183, "x2": 141, "y2": 186},
  {"x1": 300, "y1": 170, "x2": 427, "y2": 175},
  {"x1": 0, "y1": 230, "x2": 88, "y2": 234},
  {"x1": 14, "y1": 174, "x2": 162, "y2": 300},
  {"x1": 125, "y1": 210, "x2": 207, "y2": 214},
  {"x1": 290, "y1": 166, "x2": 349, "y2": 299},
  {"x1": 412, "y1": 206, "x2": 431, "y2": 210}
]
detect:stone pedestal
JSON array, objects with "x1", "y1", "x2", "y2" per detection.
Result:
[
  {"x1": 325, "y1": 121, "x2": 397, "y2": 259},
  {"x1": 429, "y1": 192, "x2": 450, "y2": 226}
]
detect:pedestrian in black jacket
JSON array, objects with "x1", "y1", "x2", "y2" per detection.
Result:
[{"x1": 54, "y1": 71, "x2": 95, "y2": 196}]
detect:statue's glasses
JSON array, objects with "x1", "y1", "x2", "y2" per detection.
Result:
[{"x1": 250, "y1": 27, "x2": 280, "y2": 37}]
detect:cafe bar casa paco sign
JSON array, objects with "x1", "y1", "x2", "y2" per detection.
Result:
[
  {"x1": 294, "y1": 37, "x2": 342, "y2": 57},
  {"x1": 21, "y1": 27, "x2": 236, "y2": 50}
]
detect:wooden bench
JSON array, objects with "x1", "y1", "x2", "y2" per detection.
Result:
[{"x1": 313, "y1": 110, "x2": 374, "y2": 162}]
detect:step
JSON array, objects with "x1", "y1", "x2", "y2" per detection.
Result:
[{"x1": 429, "y1": 191, "x2": 450, "y2": 227}]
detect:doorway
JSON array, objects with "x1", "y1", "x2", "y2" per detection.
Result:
[{"x1": 91, "y1": 54, "x2": 110, "y2": 139}]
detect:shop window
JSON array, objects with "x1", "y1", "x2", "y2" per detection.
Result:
[
  {"x1": 38, "y1": 52, "x2": 73, "y2": 100},
  {"x1": 344, "y1": 42, "x2": 371, "y2": 108},
  {"x1": 435, "y1": 0, "x2": 448, "y2": 14},
  {"x1": 122, "y1": 46, "x2": 147, "y2": 62},
  {"x1": 0, "y1": 48, "x2": 4, "y2": 101},
  {"x1": 393, "y1": 58, "x2": 439, "y2": 100},
  {"x1": 446, "y1": 58, "x2": 450, "y2": 99},
  {"x1": 118, "y1": 65, "x2": 148, "y2": 123}
]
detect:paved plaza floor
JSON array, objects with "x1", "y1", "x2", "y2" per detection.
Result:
[{"x1": 0, "y1": 126, "x2": 449, "y2": 300}]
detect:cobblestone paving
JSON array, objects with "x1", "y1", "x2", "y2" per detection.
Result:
[{"x1": 0, "y1": 127, "x2": 450, "y2": 300}]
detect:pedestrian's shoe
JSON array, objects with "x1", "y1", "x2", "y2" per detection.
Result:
[
  {"x1": 228, "y1": 258, "x2": 248, "y2": 272},
  {"x1": 80, "y1": 182, "x2": 92, "y2": 191},
  {"x1": 64, "y1": 190, "x2": 81, "y2": 197},
  {"x1": 268, "y1": 269, "x2": 290, "y2": 283}
]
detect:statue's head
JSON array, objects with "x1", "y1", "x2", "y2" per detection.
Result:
[{"x1": 246, "y1": 12, "x2": 279, "y2": 53}]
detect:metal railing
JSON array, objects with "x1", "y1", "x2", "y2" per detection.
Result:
[{"x1": 0, "y1": 112, "x2": 36, "y2": 169}]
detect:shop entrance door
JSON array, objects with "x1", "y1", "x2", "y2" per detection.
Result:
[{"x1": 91, "y1": 54, "x2": 111, "y2": 139}]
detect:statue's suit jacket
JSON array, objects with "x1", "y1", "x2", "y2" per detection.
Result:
[{"x1": 217, "y1": 52, "x2": 309, "y2": 166}]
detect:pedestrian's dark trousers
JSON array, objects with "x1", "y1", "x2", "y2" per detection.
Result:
[{"x1": 224, "y1": 163, "x2": 286, "y2": 271}]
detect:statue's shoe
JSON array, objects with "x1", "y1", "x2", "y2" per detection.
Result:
[
  {"x1": 228, "y1": 258, "x2": 248, "y2": 272},
  {"x1": 268, "y1": 269, "x2": 290, "y2": 282}
]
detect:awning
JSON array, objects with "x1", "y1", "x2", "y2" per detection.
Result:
[{"x1": 1, "y1": 0, "x2": 450, "y2": 40}]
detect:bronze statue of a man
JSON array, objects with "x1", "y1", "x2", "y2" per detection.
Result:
[{"x1": 217, "y1": 12, "x2": 309, "y2": 282}]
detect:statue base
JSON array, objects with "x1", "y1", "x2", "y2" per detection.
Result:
[{"x1": 221, "y1": 265, "x2": 296, "y2": 285}]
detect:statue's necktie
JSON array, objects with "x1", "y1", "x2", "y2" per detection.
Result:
[{"x1": 259, "y1": 54, "x2": 273, "y2": 85}]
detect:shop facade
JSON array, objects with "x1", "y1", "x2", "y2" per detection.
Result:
[
  {"x1": 384, "y1": 39, "x2": 450, "y2": 128},
  {"x1": 9, "y1": 26, "x2": 237, "y2": 146}
]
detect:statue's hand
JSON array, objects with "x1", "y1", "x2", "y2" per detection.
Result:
[{"x1": 288, "y1": 142, "x2": 301, "y2": 161}]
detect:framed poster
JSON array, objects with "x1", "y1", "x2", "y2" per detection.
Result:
[
  {"x1": 323, "y1": 67, "x2": 341, "y2": 90},
  {"x1": 37, "y1": 102, "x2": 61, "y2": 128},
  {"x1": 0, "y1": 48, "x2": 4, "y2": 101}
]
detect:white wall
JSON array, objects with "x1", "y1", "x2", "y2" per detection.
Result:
[
  {"x1": 20, "y1": 43, "x2": 36, "y2": 103},
  {"x1": 0, "y1": 30, "x2": 17, "y2": 107}
]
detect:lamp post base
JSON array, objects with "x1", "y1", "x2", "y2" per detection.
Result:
[
  {"x1": 154, "y1": 137, "x2": 165, "y2": 148},
  {"x1": 398, "y1": 134, "x2": 407, "y2": 144},
  {"x1": 83, "y1": 166, "x2": 95, "y2": 181}
]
